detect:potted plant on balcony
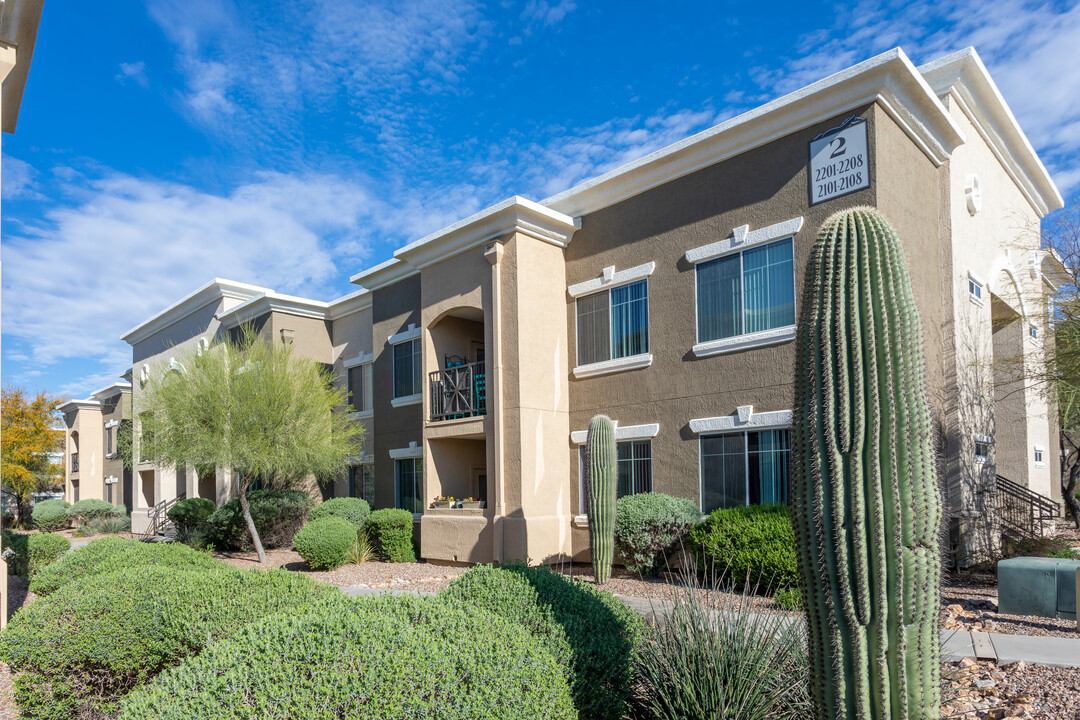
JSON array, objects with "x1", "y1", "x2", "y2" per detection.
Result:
[
  {"x1": 432, "y1": 496, "x2": 454, "y2": 509},
  {"x1": 460, "y1": 497, "x2": 485, "y2": 509}
]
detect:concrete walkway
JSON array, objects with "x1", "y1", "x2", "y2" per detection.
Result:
[{"x1": 339, "y1": 584, "x2": 1080, "y2": 669}]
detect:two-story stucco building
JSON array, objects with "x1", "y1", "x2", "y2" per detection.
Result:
[{"x1": 120, "y1": 47, "x2": 1065, "y2": 568}]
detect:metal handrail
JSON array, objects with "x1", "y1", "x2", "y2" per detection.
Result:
[
  {"x1": 141, "y1": 492, "x2": 186, "y2": 540},
  {"x1": 996, "y1": 474, "x2": 1059, "y2": 539},
  {"x1": 429, "y1": 361, "x2": 487, "y2": 421}
]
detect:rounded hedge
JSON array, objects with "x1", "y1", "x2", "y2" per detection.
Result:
[
  {"x1": 119, "y1": 594, "x2": 576, "y2": 720},
  {"x1": 2, "y1": 532, "x2": 70, "y2": 578},
  {"x1": 688, "y1": 504, "x2": 798, "y2": 590},
  {"x1": 206, "y1": 489, "x2": 312, "y2": 551},
  {"x1": 308, "y1": 497, "x2": 371, "y2": 527},
  {"x1": 441, "y1": 563, "x2": 643, "y2": 720},
  {"x1": 1, "y1": 565, "x2": 338, "y2": 720},
  {"x1": 364, "y1": 508, "x2": 415, "y2": 563},
  {"x1": 614, "y1": 492, "x2": 700, "y2": 576},
  {"x1": 66, "y1": 498, "x2": 122, "y2": 524},
  {"x1": 166, "y1": 497, "x2": 216, "y2": 534},
  {"x1": 31, "y1": 499, "x2": 70, "y2": 532},
  {"x1": 29, "y1": 536, "x2": 224, "y2": 596},
  {"x1": 293, "y1": 516, "x2": 357, "y2": 570}
]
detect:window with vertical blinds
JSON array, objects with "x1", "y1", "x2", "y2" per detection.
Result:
[
  {"x1": 579, "y1": 439, "x2": 652, "y2": 509},
  {"x1": 395, "y1": 458, "x2": 422, "y2": 514},
  {"x1": 348, "y1": 364, "x2": 372, "y2": 411},
  {"x1": 393, "y1": 339, "x2": 421, "y2": 398},
  {"x1": 696, "y1": 238, "x2": 795, "y2": 342},
  {"x1": 701, "y1": 428, "x2": 790, "y2": 513},
  {"x1": 576, "y1": 280, "x2": 649, "y2": 366}
]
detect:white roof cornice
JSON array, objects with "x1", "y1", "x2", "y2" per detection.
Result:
[
  {"x1": 121, "y1": 278, "x2": 271, "y2": 346},
  {"x1": 350, "y1": 258, "x2": 420, "y2": 291},
  {"x1": 918, "y1": 47, "x2": 1064, "y2": 217},
  {"x1": 90, "y1": 381, "x2": 132, "y2": 401},
  {"x1": 327, "y1": 289, "x2": 373, "y2": 321},
  {"x1": 60, "y1": 399, "x2": 102, "y2": 414},
  {"x1": 215, "y1": 291, "x2": 331, "y2": 329},
  {"x1": 543, "y1": 48, "x2": 965, "y2": 218}
]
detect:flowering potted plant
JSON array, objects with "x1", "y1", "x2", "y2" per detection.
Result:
[
  {"x1": 460, "y1": 497, "x2": 485, "y2": 509},
  {"x1": 432, "y1": 496, "x2": 454, "y2": 509}
]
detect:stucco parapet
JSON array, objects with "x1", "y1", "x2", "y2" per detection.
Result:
[{"x1": 425, "y1": 415, "x2": 487, "y2": 439}]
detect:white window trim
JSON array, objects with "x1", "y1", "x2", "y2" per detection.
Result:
[
  {"x1": 974, "y1": 434, "x2": 991, "y2": 464},
  {"x1": 573, "y1": 353, "x2": 653, "y2": 379},
  {"x1": 570, "y1": 422, "x2": 659, "y2": 445},
  {"x1": 343, "y1": 351, "x2": 374, "y2": 369},
  {"x1": 689, "y1": 408, "x2": 793, "y2": 434},
  {"x1": 1028, "y1": 323, "x2": 1041, "y2": 345},
  {"x1": 1034, "y1": 444, "x2": 1046, "y2": 468},
  {"x1": 684, "y1": 217, "x2": 803, "y2": 265},
  {"x1": 693, "y1": 325, "x2": 796, "y2": 357},
  {"x1": 391, "y1": 393, "x2": 422, "y2": 408},
  {"x1": 967, "y1": 271, "x2": 986, "y2": 307},
  {"x1": 104, "y1": 420, "x2": 120, "y2": 429},
  {"x1": 567, "y1": 261, "x2": 655, "y2": 298},
  {"x1": 348, "y1": 409, "x2": 375, "y2": 420},
  {"x1": 389, "y1": 441, "x2": 423, "y2": 459},
  {"x1": 387, "y1": 324, "x2": 421, "y2": 345}
]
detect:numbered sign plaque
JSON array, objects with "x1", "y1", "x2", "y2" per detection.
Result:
[{"x1": 808, "y1": 116, "x2": 869, "y2": 205}]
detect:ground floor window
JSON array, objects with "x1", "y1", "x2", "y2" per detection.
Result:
[
  {"x1": 106, "y1": 484, "x2": 113, "y2": 504},
  {"x1": 700, "y1": 428, "x2": 790, "y2": 513},
  {"x1": 349, "y1": 464, "x2": 375, "y2": 507},
  {"x1": 395, "y1": 458, "x2": 423, "y2": 514},
  {"x1": 580, "y1": 439, "x2": 653, "y2": 508}
]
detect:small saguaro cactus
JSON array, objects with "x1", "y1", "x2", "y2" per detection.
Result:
[
  {"x1": 586, "y1": 414, "x2": 617, "y2": 585},
  {"x1": 792, "y1": 207, "x2": 943, "y2": 719}
]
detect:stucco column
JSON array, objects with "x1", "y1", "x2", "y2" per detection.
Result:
[{"x1": 484, "y1": 241, "x2": 506, "y2": 562}]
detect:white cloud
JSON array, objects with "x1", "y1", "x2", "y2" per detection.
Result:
[
  {"x1": 116, "y1": 61, "x2": 149, "y2": 87},
  {"x1": 521, "y1": 0, "x2": 577, "y2": 28},
  {"x1": 2, "y1": 154, "x2": 41, "y2": 199}
]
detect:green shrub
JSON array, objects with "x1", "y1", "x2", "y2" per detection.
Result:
[
  {"x1": 66, "y1": 498, "x2": 122, "y2": 524},
  {"x1": 293, "y1": 516, "x2": 357, "y2": 570},
  {"x1": 31, "y1": 499, "x2": 70, "y2": 532},
  {"x1": 773, "y1": 586, "x2": 804, "y2": 612},
  {"x1": 1001, "y1": 535, "x2": 1080, "y2": 561},
  {"x1": 689, "y1": 504, "x2": 798, "y2": 590},
  {"x1": 29, "y1": 536, "x2": 223, "y2": 596},
  {"x1": 167, "y1": 497, "x2": 216, "y2": 535},
  {"x1": 3, "y1": 532, "x2": 71, "y2": 578},
  {"x1": 441, "y1": 563, "x2": 643, "y2": 720},
  {"x1": 119, "y1": 594, "x2": 576, "y2": 720},
  {"x1": 614, "y1": 492, "x2": 700, "y2": 576},
  {"x1": 71, "y1": 525, "x2": 96, "y2": 538},
  {"x1": 2, "y1": 509, "x2": 15, "y2": 528},
  {"x1": 632, "y1": 576, "x2": 811, "y2": 720},
  {"x1": 206, "y1": 489, "x2": 312, "y2": 551},
  {"x1": 1, "y1": 565, "x2": 338, "y2": 720},
  {"x1": 309, "y1": 496, "x2": 371, "y2": 527},
  {"x1": 364, "y1": 508, "x2": 416, "y2": 562}
]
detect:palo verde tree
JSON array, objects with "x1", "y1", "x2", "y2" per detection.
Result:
[
  {"x1": 138, "y1": 327, "x2": 363, "y2": 563},
  {"x1": 1, "y1": 386, "x2": 64, "y2": 529}
]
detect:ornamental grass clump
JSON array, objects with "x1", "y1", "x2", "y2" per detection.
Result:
[
  {"x1": 614, "y1": 492, "x2": 700, "y2": 576},
  {"x1": 1, "y1": 565, "x2": 338, "y2": 720},
  {"x1": 118, "y1": 594, "x2": 576, "y2": 720},
  {"x1": 293, "y1": 516, "x2": 358, "y2": 570},
  {"x1": 441, "y1": 562, "x2": 642, "y2": 720},
  {"x1": 29, "y1": 536, "x2": 222, "y2": 596},
  {"x1": 792, "y1": 207, "x2": 942, "y2": 718}
]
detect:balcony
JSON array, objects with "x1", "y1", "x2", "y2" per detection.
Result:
[
  {"x1": 429, "y1": 361, "x2": 486, "y2": 422},
  {"x1": 71, "y1": 452, "x2": 79, "y2": 473}
]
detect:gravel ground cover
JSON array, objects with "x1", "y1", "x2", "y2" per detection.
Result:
[{"x1": 942, "y1": 658, "x2": 1080, "y2": 719}]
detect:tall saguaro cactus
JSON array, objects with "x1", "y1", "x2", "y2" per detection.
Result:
[
  {"x1": 586, "y1": 414, "x2": 617, "y2": 584},
  {"x1": 792, "y1": 207, "x2": 942, "y2": 719}
]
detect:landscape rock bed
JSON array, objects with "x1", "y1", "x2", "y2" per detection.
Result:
[
  {"x1": 941, "y1": 658, "x2": 1080, "y2": 719},
  {"x1": 943, "y1": 571, "x2": 1079, "y2": 639}
]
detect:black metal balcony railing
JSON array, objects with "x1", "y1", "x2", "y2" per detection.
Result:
[
  {"x1": 429, "y1": 361, "x2": 487, "y2": 421},
  {"x1": 71, "y1": 453, "x2": 79, "y2": 473},
  {"x1": 996, "y1": 474, "x2": 1060, "y2": 539}
]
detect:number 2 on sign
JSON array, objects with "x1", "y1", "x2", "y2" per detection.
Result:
[{"x1": 829, "y1": 136, "x2": 846, "y2": 159}]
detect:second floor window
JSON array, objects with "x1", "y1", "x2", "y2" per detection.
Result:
[
  {"x1": 393, "y1": 339, "x2": 422, "y2": 399},
  {"x1": 696, "y1": 238, "x2": 794, "y2": 342},
  {"x1": 348, "y1": 364, "x2": 372, "y2": 412},
  {"x1": 576, "y1": 279, "x2": 649, "y2": 366},
  {"x1": 105, "y1": 426, "x2": 114, "y2": 455}
]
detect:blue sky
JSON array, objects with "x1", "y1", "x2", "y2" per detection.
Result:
[{"x1": 3, "y1": 0, "x2": 1079, "y2": 399}]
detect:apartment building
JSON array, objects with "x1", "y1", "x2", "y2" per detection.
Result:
[
  {"x1": 121, "y1": 47, "x2": 1064, "y2": 567},
  {"x1": 59, "y1": 376, "x2": 133, "y2": 508}
]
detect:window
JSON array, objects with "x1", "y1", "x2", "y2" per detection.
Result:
[
  {"x1": 1034, "y1": 446, "x2": 1045, "y2": 466},
  {"x1": 697, "y1": 239, "x2": 794, "y2": 343},
  {"x1": 349, "y1": 464, "x2": 375, "y2": 506},
  {"x1": 105, "y1": 426, "x2": 114, "y2": 455},
  {"x1": 969, "y1": 278, "x2": 982, "y2": 300},
  {"x1": 579, "y1": 440, "x2": 653, "y2": 508},
  {"x1": 348, "y1": 364, "x2": 372, "y2": 412},
  {"x1": 974, "y1": 435, "x2": 991, "y2": 463},
  {"x1": 106, "y1": 484, "x2": 113, "y2": 504},
  {"x1": 576, "y1": 280, "x2": 649, "y2": 366},
  {"x1": 701, "y1": 428, "x2": 790, "y2": 513},
  {"x1": 393, "y1": 339, "x2": 422, "y2": 399},
  {"x1": 1029, "y1": 324, "x2": 1039, "y2": 341},
  {"x1": 395, "y1": 458, "x2": 423, "y2": 514}
]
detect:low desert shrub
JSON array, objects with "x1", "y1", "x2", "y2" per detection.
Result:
[
  {"x1": 0, "y1": 565, "x2": 337, "y2": 720},
  {"x1": 94, "y1": 514, "x2": 132, "y2": 534},
  {"x1": 1001, "y1": 534, "x2": 1080, "y2": 561},
  {"x1": 441, "y1": 563, "x2": 643, "y2": 720},
  {"x1": 206, "y1": 489, "x2": 312, "y2": 551},
  {"x1": 167, "y1": 497, "x2": 216, "y2": 536},
  {"x1": 293, "y1": 516, "x2": 357, "y2": 570},
  {"x1": 29, "y1": 536, "x2": 223, "y2": 596},
  {"x1": 308, "y1": 497, "x2": 371, "y2": 527},
  {"x1": 3, "y1": 532, "x2": 71, "y2": 578},
  {"x1": 71, "y1": 525, "x2": 95, "y2": 538},
  {"x1": 118, "y1": 594, "x2": 576, "y2": 720},
  {"x1": 2, "y1": 509, "x2": 15, "y2": 528},
  {"x1": 631, "y1": 575, "x2": 812, "y2": 720},
  {"x1": 66, "y1": 499, "x2": 123, "y2": 524},
  {"x1": 773, "y1": 586, "x2": 804, "y2": 612},
  {"x1": 614, "y1": 492, "x2": 700, "y2": 576},
  {"x1": 364, "y1": 508, "x2": 416, "y2": 562},
  {"x1": 689, "y1": 504, "x2": 798, "y2": 590},
  {"x1": 31, "y1": 499, "x2": 70, "y2": 532}
]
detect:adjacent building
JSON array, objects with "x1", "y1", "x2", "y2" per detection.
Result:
[
  {"x1": 59, "y1": 375, "x2": 132, "y2": 508},
  {"x1": 119, "y1": 47, "x2": 1065, "y2": 568}
]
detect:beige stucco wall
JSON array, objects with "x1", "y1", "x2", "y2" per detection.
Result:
[
  {"x1": 330, "y1": 305, "x2": 374, "y2": 498},
  {"x1": 63, "y1": 406, "x2": 104, "y2": 503},
  {"x1": 99, "y1": 391, "x2": 131, "y2": 508}
]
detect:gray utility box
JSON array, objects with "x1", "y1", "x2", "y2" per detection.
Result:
[{"x1": 998, "y1": 557, "x2": 1080, "y2": 620}]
